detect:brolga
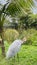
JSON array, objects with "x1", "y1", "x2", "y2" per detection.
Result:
[{"x1": 6, "y1": 37, "x2": 27, "y2": 60}]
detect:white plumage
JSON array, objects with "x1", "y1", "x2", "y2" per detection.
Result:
[{"x1": 6, "y1": 38, "x2": 27, "y2": 59}]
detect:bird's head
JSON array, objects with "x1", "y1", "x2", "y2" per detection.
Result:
[{"x1": 21, "y1": 37, "x2": 27, "y2": 44}]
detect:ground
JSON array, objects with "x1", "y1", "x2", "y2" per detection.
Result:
[{"x1": 0, "y1": 45, "x2": 37, "y2": 65}]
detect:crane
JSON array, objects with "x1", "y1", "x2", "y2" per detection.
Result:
[{"x1": 6, "y1": 37, "x2": 27, "y2": 60}]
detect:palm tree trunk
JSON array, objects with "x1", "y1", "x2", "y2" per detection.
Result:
[{"x1": 0, "y1": 27, "x2": 5, "y2": 57}]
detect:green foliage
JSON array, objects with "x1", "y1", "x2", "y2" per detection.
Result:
[
  {"x1": 19, "y1": 14, "x2": 37, "y2": 29},
  {"x1": 0, "y1": 0, "x2": 36, "y2": 28},
  {"x1": 6, "y1": 0, "x2": 34, "y2": 17},
  {"x1": 6, "y1": 3, "x2": 21, "y2": 16}
]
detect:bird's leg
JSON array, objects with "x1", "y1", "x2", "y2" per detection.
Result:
[
  {"x1": 17, "y1": 53, "x2": 19, "y2": 62},
  {"x1": 13, "y1": 56, "x2": 15, "y2": 62}
]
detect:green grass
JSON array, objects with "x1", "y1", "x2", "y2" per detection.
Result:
[{"x1": 0, "y1": 45, "x2": 37, "y2": 65}]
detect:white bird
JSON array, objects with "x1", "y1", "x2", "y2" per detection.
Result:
[{"x1": 6, "y1": 37, "x2": 27, "y2": 59}]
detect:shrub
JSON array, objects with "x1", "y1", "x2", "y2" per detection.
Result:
[{"x1": 4, "y1": 29, "x2": 19, "y2": 44}]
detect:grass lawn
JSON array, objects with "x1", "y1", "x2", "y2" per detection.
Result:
[{"x1": 0, "y1": 45, "x2": 37, "y2": 65}]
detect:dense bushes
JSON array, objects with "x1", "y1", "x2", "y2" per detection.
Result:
[{"x1": 19, "y1": 29, "x2": 37, "y2": 45}]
